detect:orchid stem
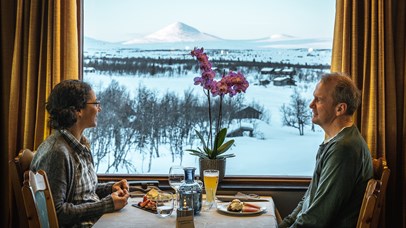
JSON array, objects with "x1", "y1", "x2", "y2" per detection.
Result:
[
  {"x1": 207, "y1": 90, "x2": 213, "y2": 149},
  {"x1": 216, "y1": 95, "x2": 223, "y2": 134}
]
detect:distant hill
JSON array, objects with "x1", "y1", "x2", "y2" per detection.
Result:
[
  {"x1": 85, "y1": 22, "x2": 332, "y2": 50},
  {"x1": 123, "y1": 22, "x2": 222, "y2": 44},
  {"x1": 84, "y1": 37, "x2": 117, "y2": 49}
]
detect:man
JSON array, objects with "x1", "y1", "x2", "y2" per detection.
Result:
[{"x1": 279, "y1": 73, "x2": 373, "y2": 227}]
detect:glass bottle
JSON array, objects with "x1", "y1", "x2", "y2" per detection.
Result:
[{"x1": 178, "y1": 167, "x2": 202, "y2": 215}]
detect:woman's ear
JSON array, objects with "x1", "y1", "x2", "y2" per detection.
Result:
[{"x1": 76, "y1": 109, "x2": 83, "y2": 119}]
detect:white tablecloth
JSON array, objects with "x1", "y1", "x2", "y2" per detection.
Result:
[{"x1": 94, "y1": 196, "x2": 278, "y2": 228}]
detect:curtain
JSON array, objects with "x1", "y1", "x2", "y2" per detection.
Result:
[
  {"x1": 331, "y1": 0, "x2": 405, "y2": 227},
  {"x1": 0, "y1": 0, "x2": 80, "y2": 227}
]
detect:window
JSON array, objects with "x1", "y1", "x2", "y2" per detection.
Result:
[{"x1": 83, "y1": 0, "x2": 335, "y2": 176}]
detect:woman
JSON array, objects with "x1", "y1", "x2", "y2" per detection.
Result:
[{"x1": 31, "y1": 80, "x2": 130, "y2": 227}]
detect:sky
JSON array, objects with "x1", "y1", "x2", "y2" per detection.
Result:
[{"x1": 84, "y1": 0, "x2": 336, "y2": 42}]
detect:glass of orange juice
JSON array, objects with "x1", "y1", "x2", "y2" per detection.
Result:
[{"x1": 203, "y1": 169, "x2": 219, "y2": 210}]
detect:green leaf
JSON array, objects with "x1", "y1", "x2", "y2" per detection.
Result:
[
  {"x1": 217, "y1": 154, "x2": 236, "y2": 159},
  {"x1": 186, "y1": 149, "x2": 201, "y2": 153},
  {"x1": 195, "y1": 130, "x2": 207, "y2": 149},
  {"x1": 188, "y1": 152, "x2": 209, "y2": 159},
  {"x1": 217, "y1": 139, "x2": 235, "y2": 155},
  {"x1": 187, "y1": 128, "x2": 236, "y2": 160},
  {"x1": 214, "y1": 128, "x2": 227, "y2": 150}
]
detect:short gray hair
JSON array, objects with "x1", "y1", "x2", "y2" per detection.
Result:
[{"x1": 320, "y1": 72, "x2": 361, "y2": 115}]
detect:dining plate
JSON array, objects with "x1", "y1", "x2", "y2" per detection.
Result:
[
  {"x1": 132, "y1": 204, "x2": 157, "y2": 214},
  {"x1": 216, "y1": 204, "x2": 267, "y2": 216},
  {"x1": 216, "y1": 195, "x2": 269, "y2": 202}
]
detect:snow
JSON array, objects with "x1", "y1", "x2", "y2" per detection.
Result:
[
  {"x1": 85, "y1": 21, "x2": 332, "y2": 51},
  {"x1": 124, "y1": 22, "x2": 221, "y2": 44},
  {"x1": 84, "y1": 72, "x2": 325, "y2": 177},
  {"x1": 82, "y1": 20, "x2": 331, "y2": 177}
]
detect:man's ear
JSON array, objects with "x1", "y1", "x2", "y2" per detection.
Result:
[{"x1": 336, "y1": 103, "x2": 347, "y2": 115}]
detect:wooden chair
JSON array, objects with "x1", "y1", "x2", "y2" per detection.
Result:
[
  {"x1": 9, "y1": 149, "x2": 35, "y2": 228},
  {"x1": 357, "y1": 157, "x2": 390, "y2": 228},
  {"x1": 371, "y1": 158, "x2": 390, "y2": 228},
  {"x1": 356, "y1": 179, "x2": 381, "y2": 228},
  {"x1": 21, "y1": 170, "x2": 59, "y2": 228}
]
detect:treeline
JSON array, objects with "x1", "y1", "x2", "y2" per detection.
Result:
[
  {"x1": 84, "y1": 56, "x2": 330, "y2": 76},
  {"x1": 87, "y1": 80, "x2": 264, "y2": 173}
]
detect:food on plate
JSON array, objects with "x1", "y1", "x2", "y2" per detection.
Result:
[
  {"x1": 227, "y1": 199, "x2": 243, "y2": 211},
  {"x1": 137, "y1": 189, "x2": 159, "y2": 211},
  {"x1": 227, "y1": 199, "x2": 261, "y2": 212},
  {"x1": 145, "y1": 188, "x2": 159, "y2": 200},
  {"x1": 138, "y1": 194, "x2": 157, "y2": 211},
  {"x1": 137, "y1": 189, "x2": 173, "y2": 211}
]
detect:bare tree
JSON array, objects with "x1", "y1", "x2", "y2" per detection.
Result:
[
  {"x1": 88, "y1": 80, "x2": 137, "y2": 173},
  {"x1": 280, "y1": 89, "x2": 311, "y2": 135}
]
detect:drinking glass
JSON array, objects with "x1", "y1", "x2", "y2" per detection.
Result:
[
  {"x1": 155, "y1": 191, "x2": 174, "y2": 218},
  {"x1": 203, "y1": 169, "x2": 219, "y2": 210},
  {"x1": 168, "y1": 166, "x2": 184, "y2": 207}
]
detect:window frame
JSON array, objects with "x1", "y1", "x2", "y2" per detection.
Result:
[{"x1": 78, "y1": 0, "x2": 320, "y2": 191}]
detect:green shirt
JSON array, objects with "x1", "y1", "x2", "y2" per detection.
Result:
[{"x1": 280, "y1": 125, "x2": 373, "y2": 228}]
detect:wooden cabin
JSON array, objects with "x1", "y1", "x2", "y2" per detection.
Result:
[{"x1": 233, "y1": 106, "x2": 262, "y2": 119}]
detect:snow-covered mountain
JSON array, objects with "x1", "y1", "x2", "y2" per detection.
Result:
[
  {"x1": 84, "y1": 37, "x2": 120, "y2": 49},
  {"x1": 85, "y1": 22, "x2": 332, "y2": 50},
  {"x1": 123, "y1": 22, "x2": 221, "y2": 44}
]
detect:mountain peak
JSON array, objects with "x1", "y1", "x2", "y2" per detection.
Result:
[
  {"x1": 123, "y1": 22, "x2": 220, "y2": 44},
  {"x1": 270, "y1": 34, "x2": 295, "y2": 39},
  {"x1": 164, "y1": 22, "x2": 201, "y2": 34}
]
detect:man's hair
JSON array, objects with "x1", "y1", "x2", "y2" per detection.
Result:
[
  {"x1": 46, "y1": 80, "x2": 92, "y2": 129},
  {"x1": 320, "y1": 72, "x2": 361, "y2": 115}
]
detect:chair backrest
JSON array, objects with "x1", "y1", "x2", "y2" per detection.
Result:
[
  {"x1": 356, "y1": 179, "x2": 381, "y2": 228},
  {"x1": 21, "y1": 170, "x2": 59, "y2": 228},
  {"x1": 9, "y1": 149, "x2": 35, "y2": 228},
  {"x1": 371, "y1": 158, "x2": 390, "y2": 228}
]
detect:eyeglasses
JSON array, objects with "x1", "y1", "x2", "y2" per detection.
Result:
[{"x1": 86, "y1": 101, "x2": 101, "y2": 108}]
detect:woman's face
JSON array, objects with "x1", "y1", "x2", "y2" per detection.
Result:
[{"x1": 78, "y1": 90, "x2": 101, "y2": 129}]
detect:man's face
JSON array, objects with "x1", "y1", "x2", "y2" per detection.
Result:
[{"x1": 309, "y1": 82, "x2": 337, "y2": 128}]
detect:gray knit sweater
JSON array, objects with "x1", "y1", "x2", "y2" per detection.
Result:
[{"x1": 31, "y1": 130, "x2": 115, "y2": 227}]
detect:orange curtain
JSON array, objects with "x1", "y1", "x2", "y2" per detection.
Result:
[
  {"x1": 0, "y1": 0, "x2": 81, "y2": 227},
  {"x1": 331, "y1": 0, "x2": 406, "y2": 227}
]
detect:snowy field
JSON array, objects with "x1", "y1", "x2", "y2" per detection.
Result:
[{"x1": 84, "y1": 71, "x2": 325, "y2": 177}]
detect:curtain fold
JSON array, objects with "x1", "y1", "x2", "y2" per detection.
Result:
[
  {"x1": 331, "y1": 0, "x2": 405, "y2": 227},
  {"x1": 2, "y1": 0, "x2": 80, "y2": 227}
]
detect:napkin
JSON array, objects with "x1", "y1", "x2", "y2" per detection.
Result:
[
  {"x1": 216, "y1": 192, "x2": 269, "y2": 202},
  {"x1": 129, "y1": 186, "x2": 160, "y2": 197}
]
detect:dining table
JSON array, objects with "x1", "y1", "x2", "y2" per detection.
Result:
[{"x1": 93, "y1": 195, "x2": 278, "y2": 228}]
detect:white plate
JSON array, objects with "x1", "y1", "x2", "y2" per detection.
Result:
[{"x1": 216, "y1": 204, "x2": 267, "y2": 216}]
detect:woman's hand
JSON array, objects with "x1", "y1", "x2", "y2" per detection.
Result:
[
  {"x1": 111, "y1": 189, "x2": 130, "y2": 210},
  {"x1": 112, "y1": 179, "x2": 129, "y2": 193}
]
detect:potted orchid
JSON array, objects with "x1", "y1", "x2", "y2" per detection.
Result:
[{"x1": 186, "y1": 47, "x2": 249, "y2": 180}]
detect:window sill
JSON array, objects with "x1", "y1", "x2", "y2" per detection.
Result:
[{"x1": 98, "y1": 174, "x2": 310, "y2": 195}]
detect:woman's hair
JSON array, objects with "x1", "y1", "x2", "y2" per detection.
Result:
[
  {"x1": 46, "y1": 80, "x2": 92, "y2": 129},
  {"x1": 320, "y1": 72, "x2": 361, "y2": 115}
]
